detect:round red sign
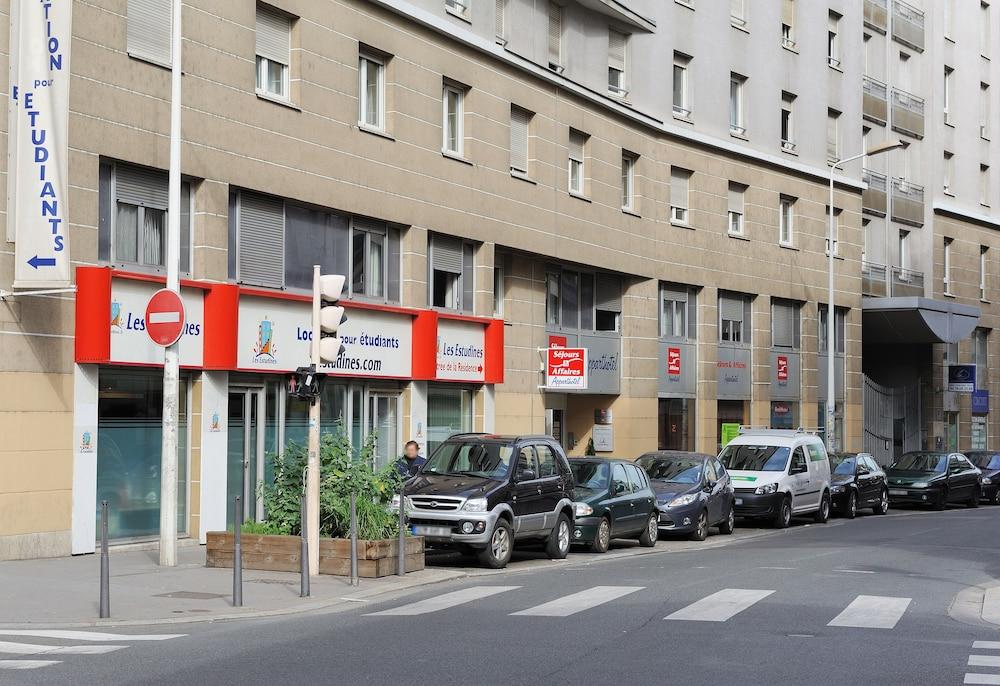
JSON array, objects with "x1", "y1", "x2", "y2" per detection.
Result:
[{"x1": 144, "y1": 288, "x2": 186, "y2": 347}]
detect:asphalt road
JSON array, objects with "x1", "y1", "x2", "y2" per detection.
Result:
[{"x1": 8, "y1": 506, "x2": 1000, "y2": 686}]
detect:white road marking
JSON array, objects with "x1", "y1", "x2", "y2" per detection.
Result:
[
  {"x1": 0, "y1": 630, "x2": 184, "y2": 642},
  {"x1": 833, "y1": 569, "x2": 876, "y2": 574},
  {"x1": 973, "y1": 641, "x2": 1000, "y2": 650},
  {"x1": 148, "y1": 311, "x2": 180, "y2": 324},
  {"x1": 665, "y1": 589, "x2": 775, "y2": 622},
  {"x1": 969, "y1": 655, "x2": 1000, "y2": 668},
  {"x1": 759, "y1": 566, "x2": 797, "y2": 570},
  {"x1": 828, "y1": 595, "x2": 911, "y2": 629},
  {"x1": 0, "y1": 640, "x2": 125, "y2": 655},
  {"x1": 0, "y1": 660, "x2": 61, "y2": 670},
  {"x1": 511, "y1": 586, "x2": 643, "y2": 617},
  {"x1": 965, "y1": 674, "x2": 1000, "y2": 685},
  {"x1": 365, "y1": 586, "x2": 520, "y2": 616}
]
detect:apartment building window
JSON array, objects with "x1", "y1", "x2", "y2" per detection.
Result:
[
  {"x1": 730, "y1": 73, "x2": 746, "y2": 135},
  {"x1": 233, "y1": 190, "x2": 285, "y2": 287},
  {"x1": 442, "y1": 82, "x2": 466, "y2": 156},
  {"x1": 358, "y1": 51, "x2": 385, "y2": 130},
  {"x1": 495, "y1": 0, "x2": 506, "y2": 41},
  {"x1": 781, "y1": 0, "x2": 796, "y2": 49},
  {"x1": 126, "y1": 0, "x2": 171, "y2": 65},
  {"x1": 621, "y1": 152, "x2": 637, "y2": 212},
  {"x1": 818, "y1": 305, "x2": 846, "y2": 354},
  {"x1": 728, "y1": 182, "x2": 746, "y2": 236},
  {"x1": 828, "y1": 11, "x2": 841, "y2": 68},
  {"x1": 99, "y1": 161, "x2": 190, "y2": 273},
  {"x1": 510, "y1": 106, "x2": 532, "y2": 175},
  {"x1": 981, "y1": 246, "x2": 989, "y2": 300},
  {"x1": 863, "y1": 33, "x2": 872, "y2": 75},
  {"x1": 568, "y1": 130, "x2": 587, "y2": 195},
  {"x1": 660, "y1": 284, "x2": 697, "y2": 340},
  {"x1": 673, "y1": 53, "x2": 691, "y2": 118},
  {"x1": 944, "y1": 151, "x2": 954, "y2": 194},
  {"x1": 899, "y1": 230, "x2": 911, "y2": 271},
  {"x1": 981, "y1": 83, "x2": 991, "y2": 139},
  {"x1": 827, "y1": 110, "x2": 840, "y2": 163},
  {"x1": 608, "y1": 30, "x2": 628, "y2": 97},
  {"x1": 429, "y1": 235, "x2": 474, "y2": 312},
  {"x1": 671, "y1": 167, "x2": 691, "y2": 225},
  {"x1": 780, "y1": 92, "x2": 795, "y2": 152},
  {"x1": 493, "y1": 257, "x2": 505, "y2": 317},
  {"x1": 982, "y1": 164, "x2": 992, "y2": 206},
  {"x1": 547, "y1": 269, "x2": 621, "y2": 332},
  {"x1": 731, "y1": 0, "x2": 746, "y2": 27},
  {"x1": 771, "y1": 299, "x2": 800, "y2": 350},
  {"x1": 445, "y1": 0, "x2": 470, "y2": 20},
  {"x1": 982, "y1": 3, "x2": 991, "y2": 57},
  {"x1": 351, "y1": 218, "x2": 398, "y2": 299},
  {"x1": 548, "y1": 2, "x2": 562, "y2": 70},
  {"x1": 975, "y1": 328, "x2": 989, "y2": 390},
  {"x1": 943, "y1": 237, "x2": 953, "y2": 295},
  {"x1": 944, "y1": 66, "x2": 954, "y2": 125},
  {"x1": 779, "y1": 196, "x2": 795, "y2": 246},
  {"x1": 255, "y1": 5, "x2": 291, "y2": 100},
  {"x1": 826, "y1": 207, "x2": 841, "y2": 257},
  {"x1": 719, "y1": 292, "x2": 751, "y2": 344}
]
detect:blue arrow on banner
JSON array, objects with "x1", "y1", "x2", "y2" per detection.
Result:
[{"x1": 27, "y1": 255, "x2": 57, "y2": 269}]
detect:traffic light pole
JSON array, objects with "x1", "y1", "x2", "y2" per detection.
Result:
[{"x1": 307, "y1": 265, "x2": 321, "y2": 575}]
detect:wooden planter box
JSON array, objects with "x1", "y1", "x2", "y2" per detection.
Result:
[{"x1": 205, "y1": 532, "x2": 424, "y2": 578}]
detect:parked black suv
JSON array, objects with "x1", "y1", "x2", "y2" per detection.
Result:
[{"x1": 400, "y1": 434, "x2": 576, "y2": 569}]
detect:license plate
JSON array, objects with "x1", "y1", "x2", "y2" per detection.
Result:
[
  {"x1": 735, "y1": 498, "x2": 744, "y2": 505},
  {"x1": 412, "y1": 525, "x2": 451, "y2": 537},
  {"x1": 889, "y1": 489, "x2": 908, "y2": 496}
]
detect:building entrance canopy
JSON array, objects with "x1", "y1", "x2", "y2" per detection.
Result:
[{"x1": 862, "y1": 297, "x2": 980, "y2": 345}]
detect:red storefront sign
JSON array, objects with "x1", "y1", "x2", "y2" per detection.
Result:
[
  {"x1": 667, "y1": 347, "x2": 681, "y2": 376},
  {"x1": 777, "y1": 355, "x2": 789, "y2": 382},
  {"x1": 545, "y1": 347, "x2": 587, "y2": 390}
]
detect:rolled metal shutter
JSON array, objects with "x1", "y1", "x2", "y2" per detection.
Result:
[
  {"x1": 127, "y1": 0, "x2": 172, "y2": 64},
  {"x1": 432, "y1": 236, "x2": 464, "y2": 274},
  {"x1": 238, "y1": 191, "x2": 285, "y2": 287},
  {"x1": 115, "y1": 163, "x2": 168, "y2": 208},
  {"x1": 256, "y1": 7, "x2": 290, "y2": 65}
]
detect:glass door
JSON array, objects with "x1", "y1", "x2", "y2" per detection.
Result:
[
  {"x1": 368, "y1": 392, "x2": 399, "y2": 469},
  {"x1": 227, "y1": 388, "x2": 265, "y2": 526}
]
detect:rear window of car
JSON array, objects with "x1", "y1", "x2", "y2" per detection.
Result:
[{"x1": 720, "y1": 444, "x2": 790, "y2": 472}]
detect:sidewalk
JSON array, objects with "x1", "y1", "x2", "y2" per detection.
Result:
[{"x1": 0, "y1": 543, "x2": 469, "y2": 629}]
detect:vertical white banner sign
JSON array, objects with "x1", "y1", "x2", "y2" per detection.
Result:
[{"x1": 9, "y1": 0, "x2": 73, "y2": 287}]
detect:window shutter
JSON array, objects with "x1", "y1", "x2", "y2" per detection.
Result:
[
  {"x1": 115, "y1": 163, "x2": 169, "y2": 209},
  {"x1": 495, "y1": 0, "x2": 505, "y2": 38},
  {"x1": 256, "y1": 7, "x2": 290, "y2": 65},
  {"x1": 608, "y1": 30, "x2": 626, "y2": 71},
  {"x1": 432, "y1": 236, "x2": 464, "y2": 274},
  {"x1": 238, "y1": 191, "x2": 285, "y2": 287},
  {"x1": 772, "y1": 301, "x2": 795, "y2": 348},
  {"x1": 127, "y1": 0, "x2": 172, "y2": 64},
  {"x1": 720, "y1": 294, "x2": 743, "y2": 322},
  {"x1": 782, "y1": 0, "x2": 795, "y2": 26},
  {"x1": 661, "y1": 285, "x2": 688, "y2": 303},
  {"x1": 510, "y1": 108, "x2": 529, "y2": 173},
  {"x1": 548, "y1": 3, "x2": 562, "y2": 64},
  {"x1": 580, "y1": 273, "x2": 594, "y2": 330},
  {"x1": 595, "y1": 273, "x2": 621, "y2": 312},
  {"x1": 671, "y1": 168, "x2": 689, "y2": 208},
  {"x1": 569, "y1": 131, "x2": 584, "y2": 161},
  {"x1": 728, "y1": 183, "x2": 744, "y2": 213}
]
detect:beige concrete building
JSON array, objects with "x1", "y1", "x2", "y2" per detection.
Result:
[{"x1": 1, "y1": 0, "x2": 871, "y2": 560}]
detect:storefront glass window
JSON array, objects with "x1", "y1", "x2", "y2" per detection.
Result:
[
  {"x1": 97, "y1": 370, "x2": 187, "y2": 541},
  {"x1": 770, "y1": 401, "x2": 796, "y2": 430},
  {"x1": 427, "y1": 386, "x2": 473, "y2": 456},
  {"x1": 659, "y1": 398, "x2": 694, "y2": 451},
  {"x1": 717, "y1": 399, "x2": 746, "y2": 453}
]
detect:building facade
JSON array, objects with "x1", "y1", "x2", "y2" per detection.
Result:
[{"x1": 1, "y1": 0, "x2": 873, "y2": 560}]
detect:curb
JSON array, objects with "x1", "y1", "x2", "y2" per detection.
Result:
[{"x1": 950, "y1": 581, "x2": 1000, "y2": 630}]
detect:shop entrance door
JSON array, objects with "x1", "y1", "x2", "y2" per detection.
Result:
[
  {"x1": 228, "y1": 388, "x2": 266, "y2": 525},
  {"x1": 368, "y1": 392, "x2": 399, "y2": 469}
]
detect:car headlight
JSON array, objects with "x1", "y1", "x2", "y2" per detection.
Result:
[
  {"x1": 831, "y1": 485, "x2": 845, "y2": 494},
  {"x1": 668, "y1": 494, "x2": 698, "y2": 508},
  {"x1": 983, "y1": 477, "x2": 993, "y2": 485},
  {"x1": 461, "y1": 497, "x2": 489, "y2": 513},
  {"x1": 754, "y1": 483, "x2": 779, "y2": 495},
  {"x1": 574, "y1": 502, "x2": 594, "y2": 517},
  {"x1": 911, "y1": 482, "x2": 928, "y2": 488}
]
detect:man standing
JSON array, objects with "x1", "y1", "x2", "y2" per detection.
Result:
[{"x1": 396, "y1": 440, "x2": 425, "y2": 478}]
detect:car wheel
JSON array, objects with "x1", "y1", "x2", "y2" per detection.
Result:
[
  {"x1": 814, "y1": 492, "x2": 831, "y2": 523},
  {"x1": 718, "y1": 505, "x2": 736, "y2": 535},
  {"x1": 590, "y1": 517, "x2": 611, "y2": 554},
  {"x1": 477, "y1": 519, "x2": 513, "y2": 569},
  {"x1": 845, "y1": 491, "x2": 857, "y2": 520},
  {"x1": 968, "y1": 488, "x2": 981, "y2": 508},
  {"x1": 873, "y1": 488, "x2": 889, "y2": 515},
  {"x1": 774, "y1": 497, "x2": 792, "y2": 529},
  {"x1": 689, "y1": 510, "x2": 709, "y2": 541},
  {"x1": 638, "y1": 513, "x2": 658, "y2": 548},
  {"x1": 933, "y1": 489, "x2": 948, "y2": 511},
  {"x1": 545, "y1": 513, "x2": 571, "y2": 560}
]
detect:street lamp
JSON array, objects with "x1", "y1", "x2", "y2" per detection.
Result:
[{"x1": 826, "y1": 139, "x2": 903, "y2": 453}]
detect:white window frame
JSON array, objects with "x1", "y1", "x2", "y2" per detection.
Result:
[
  {"x1": 608, "y1": 30, "x2": 628, "y2": 98},
  {"x1": 944, "y1": 66, "x2": 954, "y2": 125},
  {"x1": 982, "y1": 246, "x2": 989, "y2": 300},
  {"x1": 982, "y1": 83, "x2": 991, "y2": 140},
  {"x1": 943, "y1": 151, "x2": 954, "y2": 194},
  {"x1": 730, "y1": 73, "x2": 745, "y2": 136},
  {"x1": 255, "y1": 7, "x2": 290, "y2": 101},
  {"x1": 548, "y1": 2, "x2": 563, "y2": 70},
  {"x1": 358, "y1": 53, "x2": 385, "y2": 131},
  {"x1": 728, "y1": 182, "x2": 745, "y2": 237},
  {"x1": 730, "y1": 0, "x2": 746, "y2": 27},
  {"x1": 445, "y1": 0, "x2": 470, "y2": 20},
  {"x1": 779, "y1": 197, "x2": 794, "y2": 246},
  {"x1": 673, "y1": 53, "x2": 690, "y2": 118},
  {"x1": 982, "y1": 165, "x2": 992, "y2": 207},
  {"x1": 509, "y1": 106, "x2": 531, "y2": 175},
  {"x1": 827, "y1": 110, "x2": 840, "y2": 164},
  {"x1": 781, "y1": 93, "x2": 795, "y2": 152},
  {"x1": 944, "y1": 237, "x2": 953, "y2": 295},
  {"x1": 621, "y1": 153, "x2": 636, "y2": 212},
  {"x1": 827, "y1": 12, "x2": 841, "y2": 68},
  {"x1": 826, "y1": 207, "x2": 841, "y2": 257},
  {"x1": 671, "y1": 167, "x2": 691, "y2": 225},
  {"x1": 568, "y1": 131, "x2": 586, "y2": 195},
  {"x1": 899, "y1": 230, "x2": 911, "y2": 272},
  {"x1": 442, "y1": 83, "x2": 465, "y2": 157}
]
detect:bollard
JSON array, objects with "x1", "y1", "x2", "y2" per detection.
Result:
[
  {"x1": 397, "y1": 486, "x2": 406, "y2": 577},
  {"x1": 99, "y1": 500, "x2": 110, "y2": 619},
  {"x1": 233, "y1": 496, "x2": 243, "y2": 607},
  {"x1": 300, "y1": 493, "x2": 310, "y2": 598},
  {"x1": 349, "y1": 492, "x2": 359, "y2": 587}
]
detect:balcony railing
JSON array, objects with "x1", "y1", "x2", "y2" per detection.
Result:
[
  {"x1": 892, "y1": 0, "x2": 924, "y2": 52},
  {"x1": 891, "y1": 177, "x2": 925, "y2": 225},
  {"x1": 863, "y1": 261, "x2": 926, "y2": 298},
  {"x1": 862, "y1": 261, "x2": 888, "y2": 297},
  {"x1": 864, "y1": 0, "x2": 888, "y2": 32},
  {"x1": 863, "y1": 76, "x2": 888, "y2": 124},
  {"x1": 891, "y1": 266, "x2": 925, "y2": 297},
  {"x1": 862, "y1": 168, "x2": 888, "y2": 215},
  {"x1": 891, "y1": 87, "x2": 925, "y2": 138}
]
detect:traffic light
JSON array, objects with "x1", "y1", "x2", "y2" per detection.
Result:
[
  {"x1": 318, "y1": 273, "x2": 346, "y2": 363},
  {"x1": 288, "y1": 366, "x2": 321, "y2": 400}
]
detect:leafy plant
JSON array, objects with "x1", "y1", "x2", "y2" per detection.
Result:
[{"x1": 240, "y1": 520, "x2": 287, "y2": 535}]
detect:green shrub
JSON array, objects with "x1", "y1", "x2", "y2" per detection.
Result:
[{"x1": 240, "y1": 520, "x2": 287, "y2": 535}]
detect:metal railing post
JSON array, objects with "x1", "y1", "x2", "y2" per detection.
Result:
[
  {"x1": 349, "y1": 492, "x2": 359, "y2": 586},
  {"x1": 397, "y1": 486, "x2": 406, "y2": 577},
  {"x1": 233, "y1": 496, "x2": 243, "y2": 607},
  {"x1": 300, "y1": 493, "x2": 310, "y2": 597},
  {"x1": 99, "y1": 500, "x2": 110, "y2": 619}
]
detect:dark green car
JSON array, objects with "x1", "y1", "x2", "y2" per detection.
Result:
[{"x1": 569, "y1": 458, "x2": 658, "y2": 553}]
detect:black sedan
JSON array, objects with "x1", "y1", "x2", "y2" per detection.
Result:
[
  {"x1": 636, "y1": 451, "x2": 735, "y2": 541},
  {"x1": 886, "y1": 451, "x2": 982, "y2": 510},
  {"x1": 828, "y1": 452, "x2": 889, "y2": 518},
  {"x1": 966, "y1": 451, "x2": 1000, "y2": 504}
]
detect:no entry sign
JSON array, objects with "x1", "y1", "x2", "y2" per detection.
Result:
[
  {"x1": 545, "y1": 347, "x2": 588, "y2": 390},
  {"x1": 144, "y1": 288, "x2": 186, "y2": 347}
]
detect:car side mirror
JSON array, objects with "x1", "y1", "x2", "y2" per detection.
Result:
[{"x1": 518, "y1": 468, "x2": 536, "y2": 482}]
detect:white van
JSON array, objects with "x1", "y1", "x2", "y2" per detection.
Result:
[{"x1": 718, "y1": 428, "x2": 832, "y2": 528}]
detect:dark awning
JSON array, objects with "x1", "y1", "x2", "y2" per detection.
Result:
[{"x1": 862, "y1": 297, "x2": 980, "y2": 345}]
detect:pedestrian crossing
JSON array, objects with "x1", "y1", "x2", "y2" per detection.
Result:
[
  {"x1": 0, "y1": 629, "x2": 185, "y2": 672},
  {"x1": 965, "y1": 641, "x2": 1000, "y2": 685},
  {"x1": 366, "y1": 584, "x2": 919, "y2": 631}
]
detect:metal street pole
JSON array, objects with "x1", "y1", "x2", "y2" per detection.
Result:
[
  {"x1": 307, "y1": 265, "x2": 321, "y2": 575},
  {"x1": 159, "y1": 0, "x2": 183, "y2": 567}
]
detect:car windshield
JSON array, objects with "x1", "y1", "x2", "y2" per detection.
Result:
[
  {"x1": 970, "y1": 453, "x2": 1000, "y2": 470},
  {"x1": 570, "y1": 461, "x2": 610, "y2": 492},
  {"x1": 890, "y1": 452, "x2": 948, "y2": 473},
  {"x1": 421, "y1": 442, "x2": 514, "y2": 479},
  {"x1": 720, "y1": 445, "x2": 790, "y2": 472},
  {"x1": 830, "y1": 455, "x2": 856, "y2": 476},
  {"x1": 637, "y1": 456, "x2": 703, "y2": 483}
]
